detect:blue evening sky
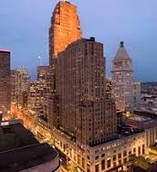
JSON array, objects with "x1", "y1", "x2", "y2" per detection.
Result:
[{"x1": 0, "y1": 0, "x2": 157, "y2": 81}]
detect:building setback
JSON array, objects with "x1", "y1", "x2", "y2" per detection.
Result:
[
  {"x1": 56, "y1": 38, "x2": 117, "y2": 146},
  {"x1": 0, "y1": 49, "x2": 11, "y2": 116}
]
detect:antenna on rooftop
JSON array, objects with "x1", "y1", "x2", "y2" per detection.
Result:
[{"x1": 38, "y1": 56, "x2": 43, "y2": 66}]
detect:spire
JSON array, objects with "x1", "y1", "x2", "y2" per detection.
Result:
[
  {"x1": 113, "y1": 41, "x2": 131, "y2": 61},
  {"x1": 120, "y1": 41, "x2": 124, "y2": 48}
]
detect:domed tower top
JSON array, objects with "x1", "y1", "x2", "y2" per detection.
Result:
[
  {"x1": 113, "y1": 41, "x2": 132, "y2": 62},
  {"x1": 112, "y1": 41, "x2": 133, "y2": 72}
]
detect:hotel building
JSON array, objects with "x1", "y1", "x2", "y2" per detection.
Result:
[{"x1": 56, "y1": 38, "x2": 117, "y2": 146}]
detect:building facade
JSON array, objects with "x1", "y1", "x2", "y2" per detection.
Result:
[
  {"x1": 52, "y1": 126, "x2": 146, "y2": 172},
  {"x1": 0, "y1": 50, "x2": 11, "y2": 116},
  {"x1": 48, "y1": 0, "x2": 82, "y2": 128},
  {"x1": 112, "y1": 42, "x2": 134, "y2": 112},
  {"x1": 56, "y1": 38, "x2": 117, "y2": 146},
  {"x1": 28, "y1": 81, "x2": 45, "y2": 113},
  {"x1": 49, "y1": 0, "x2": 82, "y2": 59},
  {"x1": 37, "y1": 66, "x2": 50, "y2": 82},
  {"x1": 133, "y1": 80, "x2": 141, "y2": 109},
  {"x1": 37, "y1": 66, "x2": 50, "y2": 118},
  {"x1": 11, "y1": 68, "x2": 30, "y2": 108}
]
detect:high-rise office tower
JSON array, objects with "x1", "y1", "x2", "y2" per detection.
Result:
[
  {"x1": 48, "y1": 0, "x2": 82, "y2": 128},
  {"x1": 112, "y1": 42, "x2": 134, "y2": 111},
  {"x1": 49, "y1": 0, "x2": 82, "y2": 59},
  {"x1": 56, "y1": 38, "x2": 117, "y2": 146},
  {"x1": 0, "y1": 50, "x2": 11, "y2": 116}
]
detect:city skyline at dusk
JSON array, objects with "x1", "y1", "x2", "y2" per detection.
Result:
[
  {"x1": 0, "y1": 0, "x2": 157, "y2": 81},
  {"x1": 1, "y1": 1, "x2": 157, "y2": 172}
]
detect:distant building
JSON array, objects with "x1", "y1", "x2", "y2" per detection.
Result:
[
  {"x1": 112, "y1": 42, "x2": 134, "y2": 111},
  {"x1": 133, "y1": 80, "x2": 141, "y2": 109},
  {"x1": 0, "y1": 119, "x2": 60, "y2": 172},
  {"x1": 12, "y1": 68, "x2": 30, "y2": 107},
  {"x1": 106, "y1": 79, "x2": 114, "y2": 99},
  {"x1": 124, "y1": 113, "x2": 157, "y2": 147},
  {"x1": 11, "y1": 68, "x2": 30, "y2": 108},
  {"x1": 27, "y1": 66, "x2": 50, "y2": 117},
  {"x1": 0, "y1": 49, "x2": 11, "y2": 116},
  {"x1": 37, "y1": 65, "x2": 50, "y2": 82},
  {"x1": 37, "y1": 66, "x2": 50, "y2": 117},
  {"x1": 28, "y1": 81, "x2": 45, "y2": 113}
]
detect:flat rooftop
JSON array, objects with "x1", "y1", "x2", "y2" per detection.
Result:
[
  {"x1": 0, "y1": 120, "x2": 59, "y2": 172},
  {"x1": 124, "y1": 114, "x2": 157, "y2": 129},
  {"x1": 0, "y1": 49, "x2": 10, "y2": 53},
  {"x1": 0, "y1": 120, "x2": 38, "y2": 152},
  {"x1": 0, "y1": 143, "x2": 58, "y2": 172}
]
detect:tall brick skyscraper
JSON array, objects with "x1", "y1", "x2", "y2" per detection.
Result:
[
  {"x1": 48, "y1": 0, "x2": 82, "y2": 128},
  {"x1": 49, "y1": 1, "x2": 82, "y2": 59},
  {"x1": 57, "y1": 38, "x2": 117, "y2": 145},
  {"x1": 0, "y1": 50, "x2": 11, "y2": 116}
]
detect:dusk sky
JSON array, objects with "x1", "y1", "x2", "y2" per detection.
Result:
[{"x1": 0, "y1": 0, "x2": 157, "y2": 81}]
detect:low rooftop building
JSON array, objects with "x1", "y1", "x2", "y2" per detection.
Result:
[{"x1": 0, "y1": 119, "x2": 60, "y2": 172}]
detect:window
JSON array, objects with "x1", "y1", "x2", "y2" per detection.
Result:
[
  {"x1": 138, "y1": 146, "x2": 141, "y2": 156},
  {"x1": 118, "y1": 153, "x2": 121, "y2": 159},
  {"x1": 118, "y1": 160, "x2": 122, "y2": 165},
  {"x1": 82, "y1": 158, "x2": 85, "y2": 168},
  {"x1": 95, "y1": 156, "x2": 99, "y2": 160},
  {"x1": 107, "y1": 159, "x2": 111, "y2": 168},
  {"x1": 101, "y1": 154, "x2": 105, "y2": 157},
  {"x1": 123, "y1": 150, "x2": 127, "y2": 157},
  {"x1": 101, "y1": 159, "x2": 105, "y2": 170},
  {"x1": 113, "y1": 155, "x2": 116, "y2": 161},
  {"x1": 113, "y1": 162, "x2": 116, "y2": 167},
  {"x1": 124, "y1": 158, "x2": 127, "y2": 163},
  {"x1": 142, "y1": 144, "x2": 145, "y2": 154},
  {"x1": 133, "y1": 148, "x2": 136, "y2": 154},
  {"x1": 95, "y1": 164, "x2": 99, "y2": 172}
]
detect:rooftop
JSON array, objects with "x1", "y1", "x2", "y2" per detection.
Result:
[
  {"x1": 0, "y1": 49, "x2": 10, "y2": 53},
  {"x1": 124, "y1": 114, "x2": 157, "y2": 129},
  {"x1": 0, "y1": 120, "x2": 38, "y2": 152},
  {"x1": 0, "y1": 143, "x2": 58, "y2": 172},
  {"x1": 0, "y1": 120, "x2": 59, "y2": 172},
  {"x1": 113, "y1": 41, "x2": 132, "y2": 61}
]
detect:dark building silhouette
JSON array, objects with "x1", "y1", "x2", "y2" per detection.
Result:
[{"x1": 0, "y1": 49, "x2": 11, "y2": 117}]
